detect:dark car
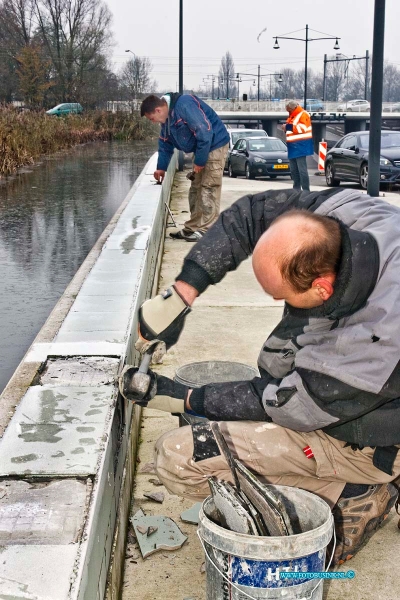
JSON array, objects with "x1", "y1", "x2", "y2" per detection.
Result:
[
  {"x1": 325, "y1": 131, "x2": 400, "y2": 189},
  {"x1": 228, "y1": 137, "x2": 291, "y2": 180}
]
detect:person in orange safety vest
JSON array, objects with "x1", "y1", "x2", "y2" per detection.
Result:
[{"x1": 282, "y1": 100, "x2": 313, "y2": 192}]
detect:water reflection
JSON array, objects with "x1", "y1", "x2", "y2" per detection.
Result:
[{"x1": 0, "y1": 140, "x2": 157, "y2": 393}]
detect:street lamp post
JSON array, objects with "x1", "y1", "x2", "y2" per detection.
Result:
[
  {"x1": 125, "y1": 49, "x2": 138, "y2": 99},
  {"x1": 273, "y1": 25, "x2": 340, "y2": 108},
  {"x1": 367, "y1": 0, "x2": 386, "y2": 197}
]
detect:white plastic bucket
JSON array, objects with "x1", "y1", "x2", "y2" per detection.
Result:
[{"x1": 198, "y1": 485, "x2": 334, "y2": 600}]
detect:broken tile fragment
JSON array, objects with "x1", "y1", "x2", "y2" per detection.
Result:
[
  {"x1": 200, "y1": 561, "x2": 206, "y2": 573},
  {"x1": 131, "y1": 509, "x2": 187, "y2": 558},
  {"x1": 180, "y1": 502, "x2": 202, "y2": 525},
  {"x1": 144, "y1": 492, "x2": 164, "y2": 503},
  {"x1": 140, "y1": 462, "x2": 155, "y2": 474},
  {"x1": 149, "y1": 478, "x2": 163, "y2": 486},
  {"x1": 136, "y1": 526, "x2": 148, "y2": 535}
]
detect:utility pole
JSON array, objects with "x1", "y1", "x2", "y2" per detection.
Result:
[
  {"x1": 367, "y1": 0, "x2": 385, "y2": 197},
  {"x1": 257, "y1": 65, "x2": 260, "y2": 101},
  {"x1": 323, "y1": 54, "x2": 327, "y2": 101},
  {"x1": 178, "y1": 0, "x2": 183, "y2": 170},
  {"x1": 304, "y1": 24, "x2": 309, "y2": 109},
  {"x1": 365, "y1": 49, "x2": 370, "y2": 101}
]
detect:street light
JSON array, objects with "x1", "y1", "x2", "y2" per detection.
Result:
[
  {"x1": 273, "y1": 25, "x2": 340, "y2": 109},
  {"x1": 125, "y1": 49, "x2": 138, "y2": 100}
]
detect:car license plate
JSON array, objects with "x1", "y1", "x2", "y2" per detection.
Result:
[{"x1": 273, "y1": 164, "x2": 288, "y2": 169}]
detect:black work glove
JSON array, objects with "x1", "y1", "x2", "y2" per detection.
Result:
[
  {"x1": 119, "y1": 368, "x2": 189, "y2": 412},
  {"x1": 119, "y1": 366, "x2": 157, "y2": 405}
]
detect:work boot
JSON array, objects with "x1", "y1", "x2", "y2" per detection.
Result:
[{"x1": 331, "y1": 483, "x2": 398, "y2": 566}]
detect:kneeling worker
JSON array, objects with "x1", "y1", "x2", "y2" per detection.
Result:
[
  {"x1": 126, "y1": 186, "x2": 400, "y2": 566},
  {"x1": 141, "y1": 93, "x2": 229, "y2": 241}
]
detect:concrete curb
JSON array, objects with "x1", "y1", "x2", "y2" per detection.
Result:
[{"x1": 0, "y1": 151, "x2": 177, "y2": 600}]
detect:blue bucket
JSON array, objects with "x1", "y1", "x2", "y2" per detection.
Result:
[{"x1": 198, "y1": 485, "x2": 334, "y2": 600}]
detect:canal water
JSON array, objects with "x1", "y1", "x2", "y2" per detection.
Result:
[{"x1": 0, "y1": 140, "x2": 157, "y2": 393}]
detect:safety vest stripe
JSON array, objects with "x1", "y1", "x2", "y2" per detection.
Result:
[
  {"x1": 286, "y1": 132, "x2": 313, "y2": 141},
  {"x1": 292, "y1": 110, "x2": 305, "y2": 125},
  {"x1": 296, "y1": 123, "x2": 311, "y2": 133}
]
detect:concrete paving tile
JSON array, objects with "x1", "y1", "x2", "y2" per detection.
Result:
[
  {"x1": 71, "y1": 295, "x2": 133, "y2": 314},
  {"x1": 60, "y1": 311, "x2": 130, "y2": 333},
  {"x1": 0, "y1": 384, "x2": 113, "y2": 476},
  {"x1": 104, "y1": 229, "x2": 151, "y2": 252},
  {"x1": 12, "y1": 385, "x2": 112, "y2": 423},
  {"x1": 40, "y1": 357, "x2": 119, "y2": 386},
  {"x1": 25, "y1": 341, "x2": 125, "y2": 362},
  {"x1": 77, "y1": 279, "x2": 138, "y2": 297},
  {"x1": 0, "y1": 479, "x2": 88, "y2": 544},
  {"x1": 55, "y1": 329, "x2": 127, "y2": 344},
  {"x1": 83, "y1": 269, "x2": 141, "y2": 283},
  {"x1": 0, "y1": 421, "x2": 105, "y2": 476},
  {"x1": 0, "y1": 545, "x2": 78, "y2": 600}
]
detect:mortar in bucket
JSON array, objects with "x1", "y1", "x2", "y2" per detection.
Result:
[
  {"x1": 198, "y1": 485, "x2": 334, "y2": 600},
  {"x1": 174, "y1": 361, "x2": 259, "y2": 425}
]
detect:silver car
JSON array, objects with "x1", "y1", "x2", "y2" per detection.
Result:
[{"x1": 337, "y1": 99, "x2": 370, "y2": 112}]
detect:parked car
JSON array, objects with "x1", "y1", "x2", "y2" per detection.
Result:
[
  {"x1": 306, "y1": 99, "x2": 324, "y2": 111},
  {"x1": 325, "y1": 130, "x2": 400, "y2": 189},
  {"x1": 46, "y1": 103, "x2": 83, "y2": 116},
  {"x1": 224, "y1": 128, "x2": 268, "y2": 169},
  {"x1": 337, "y1": 99, "x2": 370, "y2": 112},
  {"x1": 228, "y1": 136, "x2": 291, "y2": 180}
]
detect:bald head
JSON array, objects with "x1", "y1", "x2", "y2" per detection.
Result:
[{"x1": 252, "y1": 211, "x2": 341, "y2": 308}]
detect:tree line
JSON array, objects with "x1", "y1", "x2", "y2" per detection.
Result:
[
  {"x1": 2, "y1": 15, "x2": 400, "y2": 110},
  {"x1": 0, "y1": 0, "x2": 158, "y2": 108}
]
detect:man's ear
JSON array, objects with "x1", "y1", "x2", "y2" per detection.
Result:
[{"x1": 311, "y1": 273, "x2": 335, "y2": 301}]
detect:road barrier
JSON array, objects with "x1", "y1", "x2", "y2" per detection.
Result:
[{"x1": 318, "y1": 141, "x2": 327, "y2": 173}]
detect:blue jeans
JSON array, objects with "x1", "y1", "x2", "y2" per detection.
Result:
[{"x1": 289, "y1": 156, "x2": 310, "y2": 191}]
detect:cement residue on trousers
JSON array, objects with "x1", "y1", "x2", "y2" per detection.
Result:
[{"x1": 122, "y1": 172, "x2": 400, "y2": 600}]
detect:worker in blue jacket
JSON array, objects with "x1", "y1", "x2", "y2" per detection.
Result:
[{"x1": 141, "y1": 93, "x2": 229, "y2": 241}]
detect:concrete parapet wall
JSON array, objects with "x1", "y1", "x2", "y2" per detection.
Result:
[{"x1": 0, "y1": 151, "x2": 177, "y2": 599}]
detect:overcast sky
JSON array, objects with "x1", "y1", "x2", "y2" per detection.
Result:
[{"x1": 104, "y1": 0, "x2": 398, "y2": 92}]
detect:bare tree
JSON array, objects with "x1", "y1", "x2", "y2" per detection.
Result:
[
  {"x1": 33, "y1": 0, "x2": 113, "y2": 102},
  {"x1": 218, "y1": 51, "x2": 236, "y2": 99},
  {"x1": 325, "y1": 58, "x2": 346, "y2": 102},
  {"x1": 0, "y1": 0, "x2": 36, "y2": 101},
  {"x1": 119, "y1": 56, "x2": 156, "y2": 99}
]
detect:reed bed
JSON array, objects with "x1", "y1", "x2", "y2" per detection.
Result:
[{"x1": 0, "y1": 108, "x2": 157, "y2": 177}]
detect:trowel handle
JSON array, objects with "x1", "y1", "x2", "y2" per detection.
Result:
[{"x1": 138, "y1": 350, "x2": 153, "y2": 374}]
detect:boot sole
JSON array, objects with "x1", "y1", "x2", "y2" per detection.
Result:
[{"x1": 336, "y1": 488, "x2": 398, "y2": 565}]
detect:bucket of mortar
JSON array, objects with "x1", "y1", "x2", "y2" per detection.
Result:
[
  {"x1": 198, "y1": 485, "x2": 334, "y2": 600},
  {"x1": 175, "y1": 361, "x2": 258, "y2": 425}
]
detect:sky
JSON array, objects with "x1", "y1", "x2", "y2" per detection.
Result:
[{"x1": 104, "y1": 0, "x2": 399, "y2": 93}]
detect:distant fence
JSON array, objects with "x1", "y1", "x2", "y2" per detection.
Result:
[{"x1": 107, "y1": 101, "x2": 141, "y2": 113}]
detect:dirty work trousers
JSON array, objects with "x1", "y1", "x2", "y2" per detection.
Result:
[
  {"x1": 289, "y1": 155, "x2": 310, "y2": 191},
  {"x1": 184, "y1": 143, "x2": 229, "y2": 234},
  {"x1": 155, "y1": 421, "x2": 400, "y2": 508}
]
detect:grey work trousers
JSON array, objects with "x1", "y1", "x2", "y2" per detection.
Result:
[
  {"x1": 155, "y1": 421, "x2": 400, "y2": 508},
  {"x1": 289, "y1": 155, "x2": 310, "y2": 191},
  {"x1": 184, "y1": 143, "x2": 229, "y2": 234}
]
